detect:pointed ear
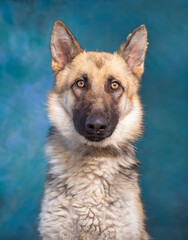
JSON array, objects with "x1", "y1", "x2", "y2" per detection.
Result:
[
  {"x1": 117, "y1": 25, "x2": 148, "y2": 78},
  {"x1": 50, "y1": 21, "x2": 83, "y2": 74}
]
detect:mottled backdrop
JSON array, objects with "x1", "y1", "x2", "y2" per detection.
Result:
[{"x1": 0, "y1": 0, "x2": 188, "y2": 239}]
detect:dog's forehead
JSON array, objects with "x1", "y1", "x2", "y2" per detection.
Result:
[
  {"x1": 81, "y1": 51, "x2": 124, "y2": 67},
  {"x1": 86, "y1": 52, "x2": 112, "y2": 69},
  {"x1": 72, "y1": 51, "x2": 131, "y2": 81}
]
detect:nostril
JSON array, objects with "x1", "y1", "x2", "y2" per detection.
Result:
[
  {"x1": 87, "y1": 124, "x2": 95, "y2": 131},
  {"x1": 99, "y1": 125, "x2": 106, "y2": 132}
]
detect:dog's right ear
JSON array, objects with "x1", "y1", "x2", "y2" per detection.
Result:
[{"x1": 50, "y1": 21, "x2": 83, "y2": 74}]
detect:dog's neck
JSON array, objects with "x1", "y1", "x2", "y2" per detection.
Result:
[{"x1": 46, "y1": 126, "x2": 140, "y2": 197}]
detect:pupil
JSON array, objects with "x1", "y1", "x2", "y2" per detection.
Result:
[{"x1": 79, "y1": 81, "x2": 84, "y2": 86}]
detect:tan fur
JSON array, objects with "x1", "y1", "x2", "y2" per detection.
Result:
[{"x1": 39, "y1": 21, "x2": 149, "y2": 240}]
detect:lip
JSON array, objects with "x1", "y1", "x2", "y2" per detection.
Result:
[{"x1": 85, "y1": 135, "x2": 106, "y2": 142}]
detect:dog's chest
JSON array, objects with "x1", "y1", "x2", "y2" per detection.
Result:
[{"x1": 63, "y1": 162, "x2": 140, "y2": 239}]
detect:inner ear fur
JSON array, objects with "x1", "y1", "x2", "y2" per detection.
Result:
[
  {"x1": 50, "y1": 20, "x2": 83, "y2": 74},
  {"x1": 117, "y1": 25, "x2": 148, "y2": 78}
]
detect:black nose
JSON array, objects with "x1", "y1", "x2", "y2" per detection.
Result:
[{"x1": 85, "y1": 115, "x2": 108, "y2": 134}]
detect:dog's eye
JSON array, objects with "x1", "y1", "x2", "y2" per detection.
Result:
[
  {"x1": 76, "y1": 80, "x2": 85, "y2": 88},
  {"x1": 111, "y1": 81, "x2": 120, "y2": 90}
]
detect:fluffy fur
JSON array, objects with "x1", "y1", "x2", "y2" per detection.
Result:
[{"x1": 39, "y1": 21, "x2": 149, "y2": 240}]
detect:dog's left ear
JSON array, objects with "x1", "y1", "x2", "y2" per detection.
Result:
[{"x1": 117, "y1": 25, "x2": 148, "y2": 78}]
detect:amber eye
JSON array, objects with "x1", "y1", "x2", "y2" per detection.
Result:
[
  {"x1": 76, "y1": 80, "x2": 85, "y2": 88},
  {"x1": 111, "y1": 81, "x2": 120, "y2": 90}
]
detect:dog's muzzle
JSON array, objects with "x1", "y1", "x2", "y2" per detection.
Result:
[
  {"x1": 73, "y1": 106, "x2": 119, "y2": 142},
  {"x1": 73, "y1": 110, "x2": 112, "y2": 142}
]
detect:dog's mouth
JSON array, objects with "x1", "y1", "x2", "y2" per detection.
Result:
[{"x1": 85, "y1": 135, "x2": 106, "y2": 142}]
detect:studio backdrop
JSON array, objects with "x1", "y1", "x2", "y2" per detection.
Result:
[{"x1": 0, "y1": 0, "x2": 187, "y2": 239}]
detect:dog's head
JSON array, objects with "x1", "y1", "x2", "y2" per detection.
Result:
[{"x1": 48, "y1": 21, "x2": 148, "y2": 148}]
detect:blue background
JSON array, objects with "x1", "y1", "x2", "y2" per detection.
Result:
[{"x1": 0, "y1": 0, "x2": 188, "y2": 239}]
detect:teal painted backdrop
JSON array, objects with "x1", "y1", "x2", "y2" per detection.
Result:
[{"x1": 0, "y1": 0, "x2": 188, "y2": 239}]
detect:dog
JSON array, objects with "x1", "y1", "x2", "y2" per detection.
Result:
[{"x1": 39, "y1": 20, "x2": 149, "y2": 240}]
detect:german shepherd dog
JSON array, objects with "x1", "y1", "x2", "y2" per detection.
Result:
[{"x1": 39, "y1": 21, "x2": 149, "y2": 240}]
